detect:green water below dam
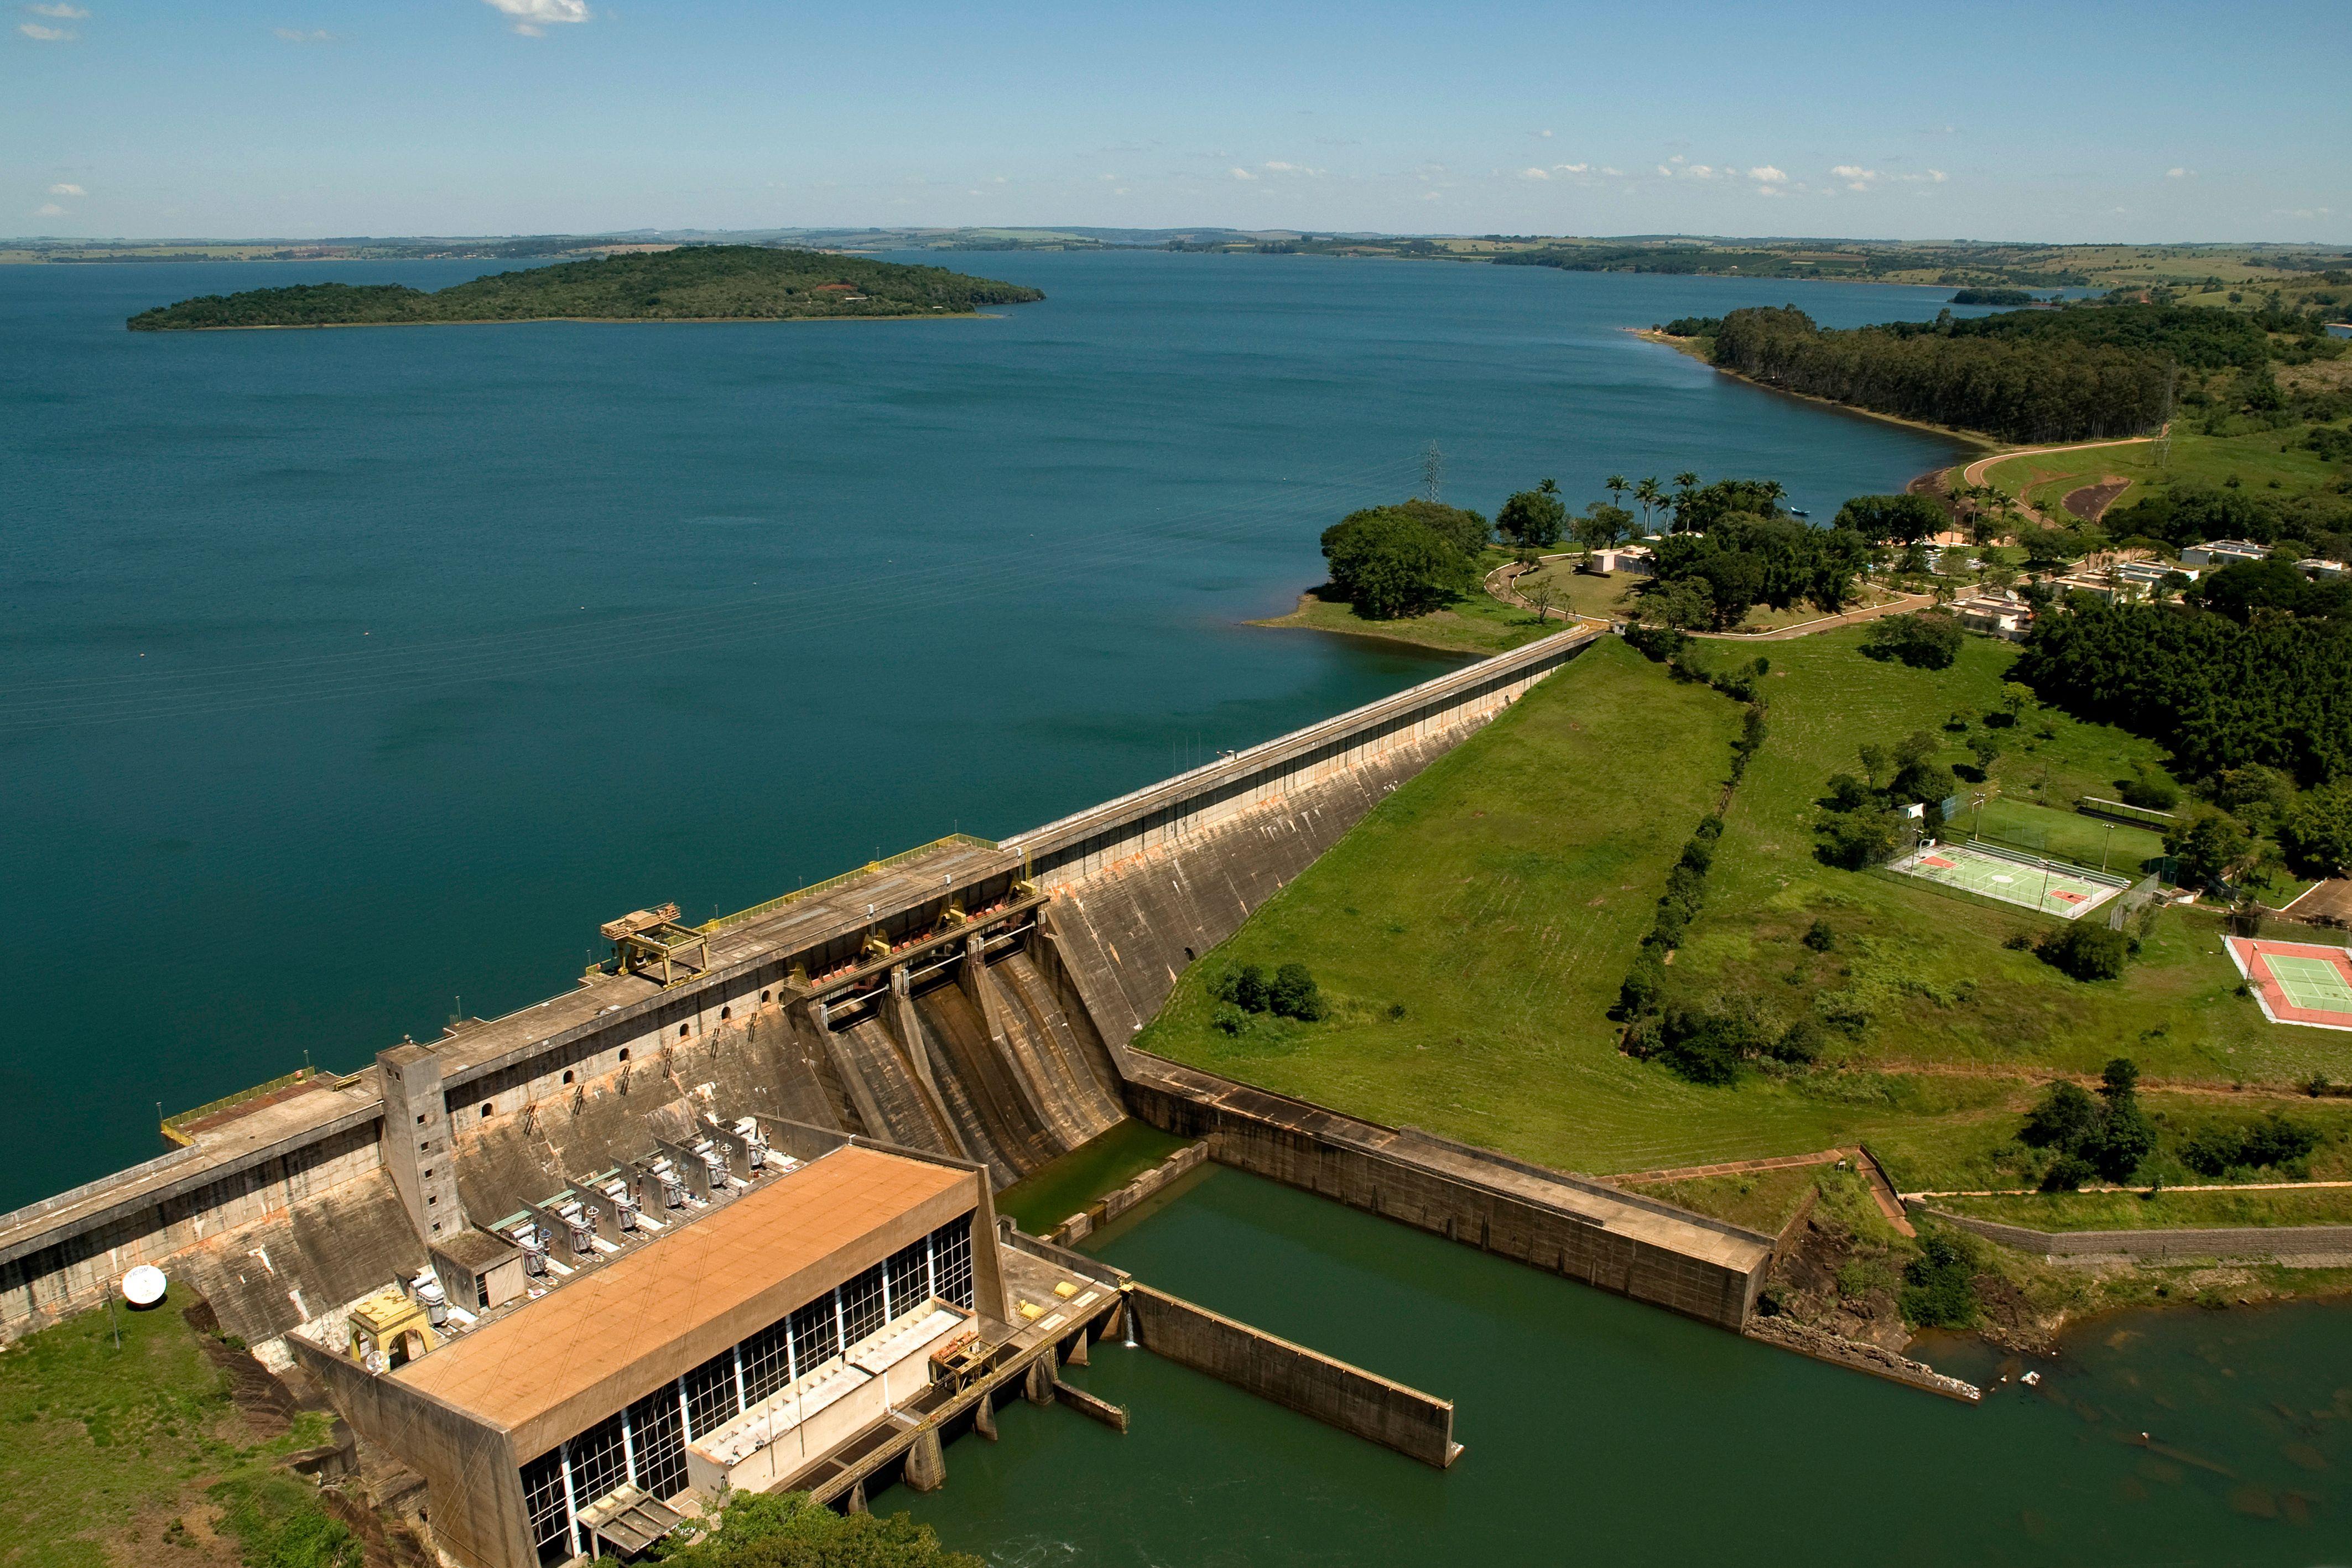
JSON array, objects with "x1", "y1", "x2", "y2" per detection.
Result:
[{"x1": 905, "y1": 1166, "x2": 2350, "y2": 1566}]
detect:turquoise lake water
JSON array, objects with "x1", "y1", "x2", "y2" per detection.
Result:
[
  {"x1": 0, "y1": 252, "x2": 1976, "y2": 1206},
  {"x1": 904, "y1": 1167, "x2": 2351, "y2": 1567}
]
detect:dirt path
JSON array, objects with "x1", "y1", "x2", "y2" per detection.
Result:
[
  {"x1": 1687, "y1": 591, "x2": 1933, "y2": 641},
  {"x1": 1959, "y1": 434, "x2": 2157, "y2": 528}
]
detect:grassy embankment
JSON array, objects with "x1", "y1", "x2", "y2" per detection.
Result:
[
  {"x1": 1982, "y1": 425, "x2": 2347, "y2": 520},
  {"x1": 1936, "y1": 1185, "x2": 2352, "y2": 1231},
  {"x1": 1138, "y1": 627, "x2": 2352, "y2": 1241},
  {"x1": 0, "y1": 1298, "x2": 353, "y2": 1568},
  {"x1": 1251, "y1": 549, "x2": 1563, "y2": 655}
]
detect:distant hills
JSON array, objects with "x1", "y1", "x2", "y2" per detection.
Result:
[{"x1": 123, "y1": 246, "x2": 1044, "y2": 330}]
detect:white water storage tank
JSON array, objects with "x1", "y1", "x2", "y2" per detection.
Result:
[{"x1": 122, "y1": 1264, "x2": 168, "y2": 1306}]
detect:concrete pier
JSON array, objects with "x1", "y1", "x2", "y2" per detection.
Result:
[{"x1": 1128, "y1": 1284, "x2": 1460, "y2": 1468}]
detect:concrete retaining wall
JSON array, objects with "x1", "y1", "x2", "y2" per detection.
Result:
[
  {"x1": 1920, "y1": 1206, "x2": 2352, "y2": 1263},
  {"x1": 1124, "y1": 1058, "x2": 1771, "y2": 1330},
  {"x1": 1128, "y1": 1284, "x2": 1459, "y2": 1467},
  {"x1": 1044, "y1": 1142, "x2": 1210, "y2": 1247}
]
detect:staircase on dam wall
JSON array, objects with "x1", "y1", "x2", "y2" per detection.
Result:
[{"x1": 0, "y1": 631, "x2": 1596, "y2": 1350}]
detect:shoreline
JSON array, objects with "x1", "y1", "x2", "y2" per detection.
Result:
[
  {"x1": 132, "y1": 310, "x2": 1002, "y2": 332},
  {"x1": 1247, "y1": 591, "x2": 1513, "y2": 659},
  {"x1": 1629, "y1": 328, "x2": 2005, "y2": 454}
]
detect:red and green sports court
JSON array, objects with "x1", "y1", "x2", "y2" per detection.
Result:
[{"x1": 2227, "y1": 936, "x2": 2352, "y2": 1032}]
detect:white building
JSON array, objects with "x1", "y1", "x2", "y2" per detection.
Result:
[
  {"x1": 1952, "y1": 595, "x2": 2030, "y2": 640},
  {"x1": 2181, "y1": 539, "x2": 2268, "y2": 567},
  {"x1": 2298, "y1": 558, "x2": 2346, "y2": 580},
  {"x1": 1587, "y1": 545, "x2": 1658, "y2": 578}
]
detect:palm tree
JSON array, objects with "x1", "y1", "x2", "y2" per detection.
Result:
[
  {"x1": 1634, "y1": 477, "x2": 1663, "y2": 532},
  {"x1": 1605, "y1": 475, "x2": 1629, "y2": 518},
  {"x1": 1670, "y1": 471, "x2": 1699, "y2": 533}
]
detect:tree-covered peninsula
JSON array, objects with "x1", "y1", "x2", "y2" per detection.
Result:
[{"x1": 124, "y1": 245, "x2": 1044, "y2": 330}]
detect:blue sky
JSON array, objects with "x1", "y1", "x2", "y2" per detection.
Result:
[{"x1": 8, "y1": 0, "x2": 2346, "y2": 243}]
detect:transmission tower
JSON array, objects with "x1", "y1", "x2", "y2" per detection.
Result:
[
  {"x1": 1420, "y1": 441, "x2": 1445, "y2": 503},
  {"x1": 2149, "y1": 361, "x2": 2176, "y2": 471}
]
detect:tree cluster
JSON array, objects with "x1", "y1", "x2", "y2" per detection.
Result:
[
  {"x1": 1814, "y1": 730, "x2": 1956, "y2": 869},
  {"x1": 2181, "y1": 1113, "x2": 2320, "y2": 1178},
  {"x1": 1213, "y1": 961, "x2": 1326, "y2": 1033},
  {"x1": 2022, "y1": 1060, "x2": 2155, "y2": 1187},
  {"x1": 2012, "y1": 601, "x2": 2352, "y2": 787},
  {"x1": 126, "y1": 246, "x2": 1045, "y2": 329},
  {"x1": 1708, "y1": 305, "x2": 2172, "y2": 442},
  {"x1": 2033, "y1": 920, "x2": 2131, "y2": 982},
  {"x1": 1860, "y1": 609, "x2": 1964, "y2": 669},
  {"x1": 2107, "y1": 481, "x2": 2352, "y2": 561},
  {"x1": 653, "y1": 1489, "x2": 980, "y2": 1568},
  {"x1": 1644, "y1": 510, "x2": 1874, "y2": 628},
  {"x1": 1318, "y1": 499, "x2": 1489, "y2": 618}
]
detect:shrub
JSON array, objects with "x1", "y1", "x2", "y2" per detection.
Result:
[
  {"x1": 2182, "y1": 1114, "x2": 2321, "y2": 1175},
  {"x1": 1219, "y1": 963, "x2": 1269, "y2": 1012},
  {"x1": 1899, "y1": 1235, "x2": 1979, "y2": 1329},
  {"x1": 2035, "y1": 922, "x2": 2130, "y2": 981},
  {"x1": 2039, "y1": 1154, "x2": 2095, "y2": 1192},
  {"x1": 1817, "y1": 808, "x2": 1901, "y2": 869},
  {"x1": 658, "y1": 1489, "x2": 982, "y2": 1568},
  {"x1": 1802, "y1": 918, "x2": 1836, "y2": 952},
  {"x1": 1211, "y1": 1003, "x2": 1246, "y2": 1036},
  {"x1": 1268, "y1": 962, "x2": 1327, "y2": 1022},
  {"x1": 1861, "y1": 610, "x2": 1964, "y2": 669},
  {"x1": 2022, "y1": 1081, "x2": 2099, "y2": 1149}
]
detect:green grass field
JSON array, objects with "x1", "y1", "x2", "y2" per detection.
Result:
[
  {"x1": 1935, "y1": 1185, "x2": 2352, "y2": 1231},
  {"x1": 0, "y1": 1299, "x2": 347, "y2": 1568},
  {"x1": 1891, "y1": 841, "x2": 2123, "y2": 919},
  {"x1": 1140, "y1": 627, "x2": 2352, "y2": 1189},
  {"x1": 1252, "y1": 553, "x2": 1558, "y2": 655},
  {"x1": 1966, "y1": 796, "x2": 2166, "y2": 873},
  {"x1": 1984, "y1": 425, "x2": 2344, "y2": 521}
]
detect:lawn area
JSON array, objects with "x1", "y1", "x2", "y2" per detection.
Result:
[
  {"x1": 1982, "y1": 425, "x2": 2344, "y2": 520},
  {"x1": 1623, "y1": 1162, "x2": 1823, "y2": 1235},
  {"x1": 1138, "y1": 624, "x2": 2352, "y2": 1188},
  {"x1": 1252, "y1": 558, "x2": 1556, "y2": 655},
  {"x1": 0, "y1": 1295, "x2": 348, "y2": 1568},
  {"x1": 1966, "y1": 796, "x2": 2167, "y2": 875},
  {"x1": 1672, "y1": 626, "x2": 2352, "y2": 1091},
  {"x1": 1510, "y1": 558, "x2": 1642, "y2": 622},
  {"x1": 1935, "y1": 1184, "x2": 2352, "y2": 1231}
]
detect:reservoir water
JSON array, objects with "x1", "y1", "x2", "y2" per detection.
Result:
[
  {"x1": 0, "y1": 252, "x2": 1975, "y2": 1206},
  {"x1": 906, "y1": 1166, "x2": 2351, "y2": 1566}
]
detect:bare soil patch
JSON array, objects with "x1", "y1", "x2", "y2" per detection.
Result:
[{"x1": 2063, "y1": 477, "x2": 2130, "y2": 523}]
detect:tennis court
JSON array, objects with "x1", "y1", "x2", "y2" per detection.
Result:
[
  {"x1": 2227, "y1": 936, "x2": 2352, "y2": 1031},
  {"x1": 1887, "y1": 840, "x2": 2127, "y2": 920}
]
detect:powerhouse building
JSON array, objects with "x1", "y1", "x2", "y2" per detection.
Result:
[{"x1": 290, "y1": 1137, "x2": 1005, "y2": 1568}]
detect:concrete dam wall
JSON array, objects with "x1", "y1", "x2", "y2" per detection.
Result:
[{"x1": 0, "y1": 630, "x2": 1598, "y2": 1348}]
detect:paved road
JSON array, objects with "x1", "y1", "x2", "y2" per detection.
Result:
[{"x1": 1962, "y1": 434, "x2": 2157, "y2": 528}]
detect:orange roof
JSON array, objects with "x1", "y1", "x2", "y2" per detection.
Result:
[{"x1": 396, "y1": 1147, "x2": 970, "y2": 1437}]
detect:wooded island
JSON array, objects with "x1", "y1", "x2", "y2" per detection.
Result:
[{"x1": 124, "y1": 244, "x2": 1044, "y2": 330}]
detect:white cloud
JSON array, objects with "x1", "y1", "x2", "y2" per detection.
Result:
[
  {"x1": 2275, "y1": 206, "x2": 2333, "y2": 220},
  {"x1": 1749, "y1": 166, "x2": 1788, "y2": 184},
  {"x1": 484, "y1": 0, "x2": 589, "y2": 35},
  {"x1": 1831, "y1": 164, "x2": 1872, "y2": 180},
  {"x1": 1517, "y1": 166, "x2": 1549, "y2": 181},
  {"x1": 1420, "y1": 190, "x2": 1442, "y2": 201},
  {"x1": 2165, "y1": 166, "x2": 2191, "y2": 179},
  {"x1": 1534, "y1": 129, "x2": 1553, "y2": 139},
  {"x1": 1599, "y1": 166, "x2": 1623, "y2": 177},
  {"x1": 1262, "y1": 160, "x2": 1324, "y2": 175},
  {"x1": 19, "y1": 20, "x2": 74, "y2": 38},
  {"x1": 1551, "y1": 163, "x2": 1591, "y2": 175},
  {"x1": 36, "y1": 202, "x2": 64, "y2": 215},
  {"x1": 1227, "y1": 167, "x2": 1256, "y2": 181},
  {"x1": 24, "y1": 3, "x2": 86, "y2": 14},
  {"x1": 48, "y1": 182, "x2": 84, "y2": 196},
  {"x1": 1754, "y1": 184, "x2": 1784, "y2": 197},
  {"x1": 274, "y1": 27, "x2": 332, "y2": 42}
]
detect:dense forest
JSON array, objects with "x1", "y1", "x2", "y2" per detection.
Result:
[
  {"x1": 2013, "y1": 603, "x2": 2352, "y2": 787},
  {"x1": 125, "y1": 246, "x2": 1044, "y2": 329},
  {"x1": 1495, "y1": 245, "x2": 1876, "y2": 279},
  {"x1": 1706, "y1": 305, "x2": 2173, "y2": 441}
]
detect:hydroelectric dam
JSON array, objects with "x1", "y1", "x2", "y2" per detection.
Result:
[{"x1": 0, "y1": 625, "x2": 1777, "y2": 1370}]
